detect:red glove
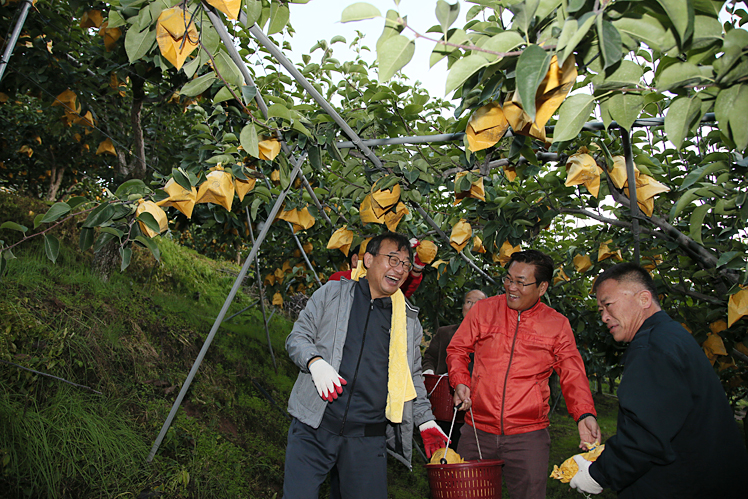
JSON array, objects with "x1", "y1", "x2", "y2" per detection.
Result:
[
  {"x1": 410, "y1": 238, "x2": 425, "y2": 272},
  {"x1": 419, "y1": 421, "x2": 449, "y2": 458}
]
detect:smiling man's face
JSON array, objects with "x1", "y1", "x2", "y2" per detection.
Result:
[{"x1": 363, "y1": 239, "x2": 409, "y2": 299}]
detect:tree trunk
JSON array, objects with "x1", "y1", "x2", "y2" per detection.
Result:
[
  {"x1": 45, "y1": 149, "x2": 65, "y2": 201},
  {"x1": 92, "y1": 237, "x2": 119, "y2": 282},
  {"x1": 116, "y1": 74, "x2": 147, "y2": 180}
]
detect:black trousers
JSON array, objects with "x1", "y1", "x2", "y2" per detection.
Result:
[{"x1": 283, "y1": 418, "x2": 388, "y2": 499}]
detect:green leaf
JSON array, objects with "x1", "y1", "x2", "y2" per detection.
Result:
[
  {"x1": 669, "y1": 187, "x2": 702, "y2": 220},
  {"x1": 101, "y1": 227, "x2": 124, "y2": 239},
  {"x1": 341, "y1": 2, "x2": 382, "y2": 22},
  {"x1": 551, "y1": 94, "x2": 595, "y2": 143},
  {"x1": 246, "y1": 0, "x2": 263, "y2": 25},
  {"x1": 120, "y1": 246, "x2": 132, "y2": 272},
  {"x1": 613, "y1": 14, "x2": 676, "y2": 52},
  {"x1": 240, "y1": 124, "x2": 260, "y2": 159},
  {"x1": 33, "y1": 214, "x2": 44, "y2": 230},
  {"x1": 656, "y1": 62, "x2": 711, "y2": 91},
  {"x1": 446, "y1": 54, "x2": 491, "y2": 93},
  {"x1": 0, "y1": 221, "x2": 28, "y2": 233},
  {"x1": 124, "y1": 27, "x2": 155, "y2": 64},
  {"x1": 376, "y1": 10, "x2": 405, "y2": 52},
  {"x1": 664, "y1": 95, "x2": 702, "y2": 149},
  {"x1": 241, "y1": 84, "x2": 257, "y2": 105},
  {"x1": 43, "y1": 234, "x2": 60, "y2": 264},
  {"x1": 331, "y1": 35, "x2": 346, "y2": 44},
  {"x1": 655, "y1": 0, "x2": 694, "y2": 47},
  {"x1": 135, "y1": 236, "x2": 161, "y2": 261},
  {"x1": 115, "y1": 179, "x2": 150, "y2": 199},
  {"x1": 728, "y1": 84, "x2": 748, "y2": 151},
  {"x1": 107, "y1": 10, "x2": 125, "y2": 28},
  {"x1": 430, "y1": 29, "x2": 469, "y2": 67},
  {"x1": 214, "y1": 52, "x2": 244, "y2": 87},
  {"x1": 481, "y1": 31, "x2": 525, "y2": 63},
  {"x1": 608, "y1": 93, "x2": 644, "y2": 132},
  {"x1": 680, "y1": 161, "x2": 728, "y2": 190},
  {"x1": 377, "y1": 34, "x2": 415, "y2": 82},
  {"x1": 436, "y1": 0, "x2": 460, "y2": 34},
  {"x1": 268, "y1": 3, "x2": 290, "y2": 34},
  {"x1": 516, "y1": 44, "x2": 552, "y2": 123},
  {"x1": 181, "y1": 74, "x2": 216, "y2": 97},
  {"x1": 79, "y1": 227, "x2": 95, "y2": 251},
  {"x1": 213, "y1": 85, "x2": 235, "y2": 104},
  {"x1": 0, "y1": 254, "x2": 6, "y2": 279},
  {"x1": 594, "y1": 60, "x2": 643, "y2": 90},
  {"x1": 597, "y1": 19, "x2": 622, "y2": 69},
  {"x1": 561, "y1": 12, "x2": 595, "y2": 68},
  {"x1": 511, "y1": 0, "x2": 540, "y2": 36},
  {"x1": 688, "y1": 203, "x2": 710, "y2": 244},
  {"x1": 172, "y1": 168, "x2": 191, "y2": 190},
  {"x1": 2, "y1": 248, "x2": 16, "y2": 260},
  {"x1": 137, "y1": 212, "x2": 161, "y2": 235},
  {"x1": 93, "y1": 232, "x2": 116, "y2": 253},
  {"x1": 267, "y1": 103, "x2": 291, "y2": 121},
  {"x1": 67, "y1": 196, "x2": 88, "y2": 210},
  {"x1": 82, "y1": 204, "x2": 115, "y2": 228},
  {"x1": 40, "y1": 202, "x2": 71, "y2": 223}
]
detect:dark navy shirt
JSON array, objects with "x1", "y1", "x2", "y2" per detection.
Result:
[{"x1": 323, "y1": 278, "x2": 391, "y2": 427}]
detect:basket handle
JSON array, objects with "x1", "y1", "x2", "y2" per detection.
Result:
[
  {"x1": 427, "y1": 373, "x2": 448, "y2": 398},
  {"x1": 469, "y1": 408, "x2": 483, "y2": 460}
]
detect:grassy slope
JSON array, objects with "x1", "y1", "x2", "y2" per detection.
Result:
[{"x1": 0, "y1": 192, "x2": 620, "y2": 498}]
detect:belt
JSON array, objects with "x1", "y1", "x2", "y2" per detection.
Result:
[{"x1": 319, "y1": 417, "x2": 387, "y2": 437}]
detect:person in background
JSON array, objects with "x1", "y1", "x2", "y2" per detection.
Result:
[
  {"x1": 422, "y1": 289, "x2": 487, "y2": 376},
  {"x1": 328, "y1": 238, "x2": 425, "y2": 299},
  {"x1": 570, "y1": 262, "x2": 748, "y2": 498},
  {"x1": 422, "y1": 289, "x2": 486, "y2": 448},
  {"x1": 447, "y1": 249, "x2": 600, "y2": 499},
  {"x1": 283, "y1": 232, "x2": 448, "y2": 499}
]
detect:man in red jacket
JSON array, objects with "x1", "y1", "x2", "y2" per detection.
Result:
[{"x1": 447, "y1": 249, "x2": 599, "y2": 499}]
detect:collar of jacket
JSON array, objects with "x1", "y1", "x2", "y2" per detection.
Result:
[{"x1": 498, "y1": 293, "x2": 546, "y2": 318}]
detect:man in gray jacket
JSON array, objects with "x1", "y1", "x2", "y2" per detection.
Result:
[{"x1": 283, "y1": 232, "x2": 448, "y2": 499}]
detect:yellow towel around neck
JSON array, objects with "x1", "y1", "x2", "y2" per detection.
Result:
[{"x1": 352, "y1": 262, "x2": 417, "y2": 423}]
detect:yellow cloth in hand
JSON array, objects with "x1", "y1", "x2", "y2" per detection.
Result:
[
  {"x1": 550, "y1": 443, "x2": 605, "y2": 483},
  {"x1": 351, "y1": 262, "x2": 416, "y2": 423}
]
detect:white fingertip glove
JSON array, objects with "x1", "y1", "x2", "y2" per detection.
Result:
[
  {"x1": 423, "y1": 369, "x2": 435, "y2": 375},
  {"x1": 569, "y1": 455, "x2": 603, "y2": 495},
  {"x1": 308, "y1": 359, "x2": 347, "y2": 402}
]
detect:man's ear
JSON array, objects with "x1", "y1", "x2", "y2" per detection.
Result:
[
  {"x1": 363, "y1": 252, "x2": 373, "y2": 269},
  {"x1": 538, "y1": 281, "x2": 549, "y2": 297},
  {"x1": 639, "y1": 289, "x2": 653, "y2": 308}
]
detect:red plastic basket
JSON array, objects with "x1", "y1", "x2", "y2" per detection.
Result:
[
  {"x1": 423, "y1": 374, "x2": 464, "y2": 423},
  {"x1": 426, "y1": 459, "x2": 504, "y2": 498}
]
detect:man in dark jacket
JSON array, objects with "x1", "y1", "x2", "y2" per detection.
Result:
[{"x1": 571, "y1": 262, "x2": 748, "y2": 498}]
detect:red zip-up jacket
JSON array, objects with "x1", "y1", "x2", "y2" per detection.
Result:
[{"x1": 446, "y1": 294, "x2": 595, "y2": 435}]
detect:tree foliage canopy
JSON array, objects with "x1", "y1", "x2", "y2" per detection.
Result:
[{"x1": 1, "y1": 0, "x2": 747, "y2": 402}]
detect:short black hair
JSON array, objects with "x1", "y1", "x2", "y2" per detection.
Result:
[
  {"x1": 506, "y1": 250, "x2": 554, "y2": 284},
  {"x1": 366, "y1": 232, "x2": 412, "y2": 261},
  {"x1": 592, "y1": 262, "x2": 660, "y2": 306}
]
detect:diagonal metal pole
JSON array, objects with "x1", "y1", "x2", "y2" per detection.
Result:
[
  {"x1": 204, "y1": 3, "x2": 333, "y2": 228},
  {"x1": 245, "y1": 206, "x2": 276, "y2": 372},
  {"x1": 620, "y1": 129, "x2": 641, "y2": 264},
  {"x1": 0, "y1": 0, "x2": 34, "y2": 83},
  {"x1": 146, "y1": 157, "x2": 305, "y2": 462}
]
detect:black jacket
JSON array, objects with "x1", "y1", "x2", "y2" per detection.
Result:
[{"x1": 589, "y1": 311, "x2": 748, "y2": 498}]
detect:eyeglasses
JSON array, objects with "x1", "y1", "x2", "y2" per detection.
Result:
[
  {"x1": 376, "y1": 253, "x2": 412, "y2": 271},
  {"x1": 502, "y1": 276, "x2": 537, "y2": 288}
]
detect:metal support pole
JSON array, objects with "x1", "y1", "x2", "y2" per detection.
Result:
[
  {"x1": 620, "y1": 129, "x2": 641, "y2": 264},
  {"x1": 0, "y1": 0, "x2": 34, "y2": 83},
  {"x1": 245, "y1": 206, "x2": 276, "y2": 373},
  {"x1": 146, "y1": 158, "x2": 305, "y2": 462}
]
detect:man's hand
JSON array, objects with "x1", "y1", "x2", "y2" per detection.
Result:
[
  {"x1": 569, "y1": 455, "x2": 603, "y2": 494},
  {"x1": 419, "y1": 421, "x2": 449, "y2": 458},
  {"x1": 453, "y1": 383, "x2": 471, "y2": 411},
  {"x1": 308, "y1": 358, "x2": 347, "y2": 402},
  {"x1": 578, "y1": 416, "x2": 601, "y2": 449}
]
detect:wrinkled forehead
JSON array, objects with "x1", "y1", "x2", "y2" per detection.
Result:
[{"x1": 596, "y1": 279, "x2": 639, "y2": 303}]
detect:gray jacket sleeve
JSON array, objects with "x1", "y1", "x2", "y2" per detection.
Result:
[
  {"x1": 410, "y1": 313, "x2": 435, "y2": 427},
  {"x1": 285, "y1": 281, "x2": 338, "y2": 373}
]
